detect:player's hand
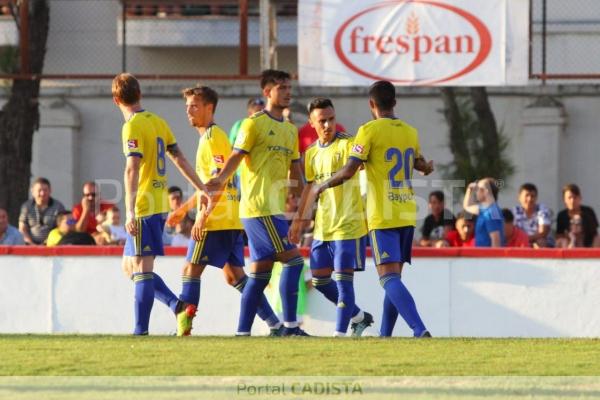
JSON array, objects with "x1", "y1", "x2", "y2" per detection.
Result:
[
  {"x1": 467, "y1": 181, "x2": 477, "y2": 191},
  {"x1": 125, "y1": 216, "x2": 138, "y2": 236},
  {"x1": 420, "y1": 160, "x2": 434, "y2": 175},
  {"x1": 191, "y1": 215, "x2": 206, "y2": 242},
  {"x1": 205, "y1": 176, "x2": 225, "y2": 192},
  {"x1": 288, "y1": 218, "x2": 306, "y2": 245}
]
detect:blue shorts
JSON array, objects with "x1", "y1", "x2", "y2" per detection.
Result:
[
  {"x1": 124, "y1": 213, "x2": 167, "y2": 257},
  {"x1": 241, "y1": 215, "x2": 296, "y2": 262},
  {"x1": 185, "y1": 229, "x2": 245, "y2": 268},
  {"x1": 369, "y1": 227, "x2": 415, "y2": 266},
  {"x1": 310, "y1": 236, "x2": 367, "y2": 272}
]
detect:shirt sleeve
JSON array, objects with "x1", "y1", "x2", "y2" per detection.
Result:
[
  {"x1": 537, "y1": 205, "x2": 552, "y2": 226},
  {"x1": 208, "y1": 130, "x2": 231, "y2": 174},
  {"x1": 349, "y1": 125, "x2": 371, "y2": 161},
  {"x1": 556, "y1": 210, "x2": 569, "y2": 235},
  {"x1": 122, "y1": 122, "x2": 144, "y2": 158},
  {"x1": 234, "y1": 118, "x2": 257, "y2": 153}
]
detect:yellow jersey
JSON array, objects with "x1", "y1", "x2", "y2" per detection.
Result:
[
  {"x1": 305, "y1": 133, "x2": 367, "y2": 240},
  {"x1": 234, "y1": 111, "x2": 300, "y2": 218},
  {"x1": 195, "y1": 124, "x2": 243, "y2": 231},
  {"x1": 122, "y1": 110, "x2": 176, "y2": 217},
  {"x1": 349, "y1": 118, "x2": 420, "y2": 230}
]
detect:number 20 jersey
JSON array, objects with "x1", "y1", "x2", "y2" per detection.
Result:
[
  {"x1": 122, "y1": 110, "x2": 177, "y2": 218},
  {"x1": 349, "y1": 118, "x2": 421, "y2": 230}
]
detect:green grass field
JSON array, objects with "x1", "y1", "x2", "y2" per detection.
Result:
[{"x1": 2, "y1": 335, "x2": 600, "y2": 399}]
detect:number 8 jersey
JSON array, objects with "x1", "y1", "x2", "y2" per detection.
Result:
[
  {"x1": 122, "y1": 110, "x2": 177, "y2": 217},
  {"x1": 349, "y1": 118, "x2": 420, "y2": 230}
]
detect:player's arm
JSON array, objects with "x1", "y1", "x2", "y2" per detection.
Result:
[
  {"x1": 124, "y1": 155, "x2": 141, "y2": 236},
  {"x1": 289, "y1": 160, "x2": 305, "y2": 200},
  {"x1": 314, "y1": 158, "x2": 362, "y2": 196},
  {"x1": 289, "y1": 182, "x2": 313, "y2": 245},
  {"x1": 205, "y1": 150, "x2": 245, "y2": 191},
  {"x1": 166, "y1": 144, "x2": 206, "y2": 193},
  {"x1": 166, "y1": 193, "x2": 197, "y2": 228},
  {"x1": 463, "y1": 182, "x2": 480, "y2": 215}
]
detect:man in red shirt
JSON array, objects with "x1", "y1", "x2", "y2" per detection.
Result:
[
  {"x1": 72, "y1": 181, "x2": 114, "y2": 238},
  {"x1": 502, "y1": 208, "x2": 530, "y2": 247},
  {"x1": 440, "y1": 211, "x2": 475, "y2": 247},
  {"x1": 298, "y1": 121, "x2": 346, "y2": 154}
]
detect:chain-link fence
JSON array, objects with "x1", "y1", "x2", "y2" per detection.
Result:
[
  {"x1": 530, "y1": 0, "x2": 600, "y2": 80},
  {"x1": 0, "y1": 0, "x2": 297, "y2": 79}
]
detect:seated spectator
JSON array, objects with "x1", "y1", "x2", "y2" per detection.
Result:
[
  {"x1": 512, "y1": 183, "x2": 554, "y2": 247},
  {"x1": 229, "y1": 97, "x2": 265, "y2": 144},
  {"x1": 502, "y1": 208, "x2": 530, "y2": 247},
  {"x1": 0, "y1": 207, "x2": 25, "y2": 245},
  {"x1": 97, "y1": 206, "x2": 128, "y2": 245},
  {"x1": 170, "y1": 214, "x2": 194, "y2": 247},
  {"x1": 72, "y1": 181, "x2": 114, "y2": 240},
  {"x1": 437, "y1": 211, "x2": 475, "y2": 247},
  {"x1": 47, "y1": 210, "x2": 76, "y2": 246},
  {"x1": 419, "y1": 190, "x2": 455, "y2": 247},
  {"x1": 19, "y1": 177, "x2": 65, "y2": 245},
  {"x1": 163, "y1": 186, "x2": 185, "y2": 246},
  {"x1": 555, "y1": 183, "x2": 599, "y2": 248},
  {"x1": 463, "y1": 178, "x2": 504, "y2": 247}
]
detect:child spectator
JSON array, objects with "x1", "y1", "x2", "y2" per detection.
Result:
[
  {"x1": 437, "y1": 211, "x2": 475, "y2": 247},
  {"x1": 97, "y1": 206, "x2": 128, "y2": 245},
  {"x1": 555, "y1": 184, "x2": 599, "y2": 248},
  {"x1": 502, "y1": 208, "x2": 530, "y2": 247},
  {"x1": 47, "y1": 210, "x2": 76, "y2": 246}
]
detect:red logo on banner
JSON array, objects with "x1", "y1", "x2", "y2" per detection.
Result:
[{"x1": 334, "y1": 0, "x2": 492, "y2": 85}]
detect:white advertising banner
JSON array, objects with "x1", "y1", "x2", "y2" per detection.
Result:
[{"x1": 298, "y1": 0, "x2": 529, "y2": 86}]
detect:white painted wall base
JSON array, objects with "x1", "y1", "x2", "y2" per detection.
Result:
[{"x1": 1, "y1": 255, "x2": 599, "y2": 337}]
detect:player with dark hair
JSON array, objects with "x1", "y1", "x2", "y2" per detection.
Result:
[
  {"x1": 206, "y1": 69, "x2": 308, "y2": 336},
  {"x1": 170, "y1": 85, "x2": 282, "y2": 336},
  {"x1": 301, "y1": 80, "x2": 434, "y2": 338},
  {"x1": 112, "y1": 73, "x2": 211, "y2": 335},
  {"x1": 290, "y1": 97, "x2": 373, "y2": 337}
]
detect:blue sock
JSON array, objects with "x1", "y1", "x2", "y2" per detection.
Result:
[
  {"x1": 234, "y1": 276, "x2": 279, "y2": 328},
  {"x1": 333, "y1": 272, "x2": 355, "y2": 334},
  {"x1": 237, "y1": 271, "x2": 272, "y2": 334},
  {"x1": 152, "y1": 273, "x2": 179, "y2": 313},
  {"x1": 380, "y1": 294, "x2": 399, "y2": 337},
  {"x1": 133, "y1": 273, "x2": 155, "y2": 335},
  {"x1": 312, "y1": 276, "x2": 362, "y2": 318},
  {"x1": 379, "y1": 273, "x2": 427, "y2": 337},
  {"x1": 179, "y1": 275, "x2": 201, "y2": 307},
  {"x1": 279, "y1": 257, "x2": 304, "y2": 325}
]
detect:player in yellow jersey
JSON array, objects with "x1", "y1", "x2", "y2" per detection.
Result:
[
  {"x1": 206, "y1": 70, "x2": 308, "y2": 336},
  {"x1": 304, "y1": 81, "x2": 434, "y2": 338},
  {"x1": 171, "y1": 86, "x2": 283, "y2": 336},
  {"x1": 112, "y1": 73, "x2": 210, "y2": 335},
  {"x1": 289, "y1": 97, "x2": 374, "y2": 337}
]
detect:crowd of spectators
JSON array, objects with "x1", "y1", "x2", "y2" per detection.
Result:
[{"x1": 418, "y1": 181, "x2": 600, "y2": 249}]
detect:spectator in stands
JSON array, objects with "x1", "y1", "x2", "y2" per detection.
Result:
[
  {"x1": 555, "y1": 183, "x2": 599, "y2": 248},
  {"x1": 170, "y1": 214, "x2": 194, "y2": 247},
  {"x1": 47, "y1": 210, "x2": 76, "y2": 246},
  {"x1": 19, "y1": 177, "x2": 65, "y2": 245},
  {"x1": 419, "y1": 191, "x2": 455, "y2": 247},
  {"x1": 436, "y1": 211, "x2": 475, "y2": 247},
  {"x1": 0, "y1": 207, "x2": 24, "y2": 245},
  {"x1": 97, "y1": 206, "x2": 128, "y2": 245},
  {"x1": 163, "y1": 186, "x2": 184, "y2": 245},
  {"x1": 502, "y1": 208, "x2": 530, "y2": 247},
  {"x1": 512, "y1": 183, "x2": 554, "y2": 247},
  {"x1": 463, "y1": 178, "x2": 504, "y2": 247},
  {"x1": 72, "y1": 181, "x2": 114, "y2": 240},
  {"x1": 229, "y1": 97, "x2": 265, "y2": 144}
]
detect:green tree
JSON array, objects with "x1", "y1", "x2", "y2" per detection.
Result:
[
  {"x1": 0, "y1": 0, "x2": 50, "y2": 225},
  {"x1": 439, "y1": 87, "x2": 515, "y2": 186}
]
